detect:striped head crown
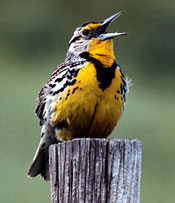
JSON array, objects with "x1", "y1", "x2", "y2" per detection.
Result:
[{"x1": 66, "y1": 11, "x2": 126, "y2": 62}]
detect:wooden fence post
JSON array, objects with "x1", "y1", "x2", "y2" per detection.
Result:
[{"x1": 49, "y1": 139, "x2": 142, "y2": 203}]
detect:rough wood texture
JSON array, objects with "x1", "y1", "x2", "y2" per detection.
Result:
[{"x1": 49, "y1": 139, "x2": 142, "y2": 203}]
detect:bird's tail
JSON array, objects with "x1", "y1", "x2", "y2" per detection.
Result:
[
  {"x1": 28, "y1": 125, "x2": 57, "y2": 181},
  {"x1": 28, "y1": 141, "x2": 50, "y2": 181}
]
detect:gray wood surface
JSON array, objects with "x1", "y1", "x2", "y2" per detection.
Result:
[{"x1": 49, "y1": 139, "x2": 142, "y2": 203}]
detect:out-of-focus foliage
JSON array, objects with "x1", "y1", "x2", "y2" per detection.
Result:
[{"x1": 0, "y1": 0, "x2": 174, "y2": 202}]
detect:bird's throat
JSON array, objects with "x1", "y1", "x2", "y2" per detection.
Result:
[{"x1": 88, "y1": 39, "x2": 115, "y2": 68}]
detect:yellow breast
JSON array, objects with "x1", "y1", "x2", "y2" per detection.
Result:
[{"x1": 51, "y1": 62, "x2": 124, "y2": 141}]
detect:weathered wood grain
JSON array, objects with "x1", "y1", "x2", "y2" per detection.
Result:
[{"x1": 49, "y1": 139, "x2": 142, "y2": 203}]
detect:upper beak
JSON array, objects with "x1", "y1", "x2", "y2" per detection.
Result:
[{"x1": 97, "y1": 11, "x2": 127, "y2": 40}]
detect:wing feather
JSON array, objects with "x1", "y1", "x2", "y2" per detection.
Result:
[
  {"x1": 35, "y1": 60, "x2": 86, "y2": 124},
  {"x1": 35, "y1": 63, "x2": 67, "y2": 123}
]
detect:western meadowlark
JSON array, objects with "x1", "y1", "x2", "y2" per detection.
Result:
[{"x1": 28, "y1": 11, "x2": 129, "y2": 181}]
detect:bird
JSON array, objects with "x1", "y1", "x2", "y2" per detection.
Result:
[{"x1": 28, "y1": 11, "x2": 130, "y2": 181}]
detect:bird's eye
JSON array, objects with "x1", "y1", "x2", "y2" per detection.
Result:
[{"x1": 82, "y1": 29, "x2": 90, "y2": 36}]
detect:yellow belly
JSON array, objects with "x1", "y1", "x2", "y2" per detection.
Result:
[{"x1": 51, "y1": 62, "x2": 123, "y2": 140}]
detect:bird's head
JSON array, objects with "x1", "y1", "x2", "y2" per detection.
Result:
[{"x1": 66, "y1": 11, "x2": 126, "y2": 67}]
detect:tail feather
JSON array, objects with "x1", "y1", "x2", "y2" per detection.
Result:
[
  {"x1": 28, "y1": 124, "x2": 58, "y2": 181},
  {"x1": 28, "y1": 143, "x2": 50, "y2": 181},
  {"x1": 28, "y1": 123, "x2": 63, "y2": 181}
]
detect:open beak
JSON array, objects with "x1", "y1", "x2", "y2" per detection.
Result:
[{"x1": 97, "y1": 11, "x2": 127, "y2": 40}]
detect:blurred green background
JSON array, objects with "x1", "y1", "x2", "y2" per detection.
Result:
[{"x1": 0, "y1": 0, "x2": 175, "y2": 202}]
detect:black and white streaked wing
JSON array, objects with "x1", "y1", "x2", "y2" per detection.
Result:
[
  {"x1": 35, "y1": 61, "x2": 86, "y2": 125},
  {"x1": 35, "y1": 63, "x2": 66, "y2": 122},
  {"x1": 116, "y1": 65, "x2": 130, "y2": 114}
]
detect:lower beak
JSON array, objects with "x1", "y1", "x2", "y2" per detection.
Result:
[
  {"x1": 97, "y1": 11, "x2": 127, "y2": 40},
  {"x1": 99, "y1": 32, "x2": 127, "y2": 40}
]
